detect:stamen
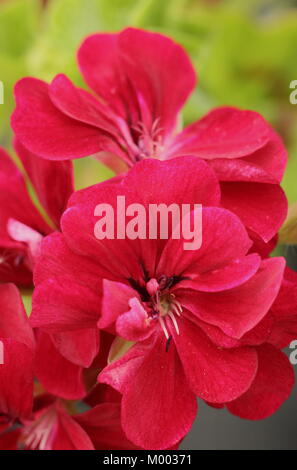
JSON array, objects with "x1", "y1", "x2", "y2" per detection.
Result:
[
  {"x1": 116, "y1": 116, "x2": 140, "y2": 155},
  {"x1": 168, "y1": 311, "x2": 180, "y2": 335},
  {"x1": 173, "y1": 300, "x2": 183, "y2": 314},
  {"x1": 133, "y1": 119, "x2": 164, "y2": 159},
  {"x1": 23, "y1": 409, "x2": 55, "y2": 450},
  {"x1": 171, "y1": 302, "x2": 182, "y2": 317},
  {"x1": 159, "y1": 316, "x2": 169, "y2": 340},
  {"x1": 39, "y1": 427, "x2": 51, "y2": 451}
]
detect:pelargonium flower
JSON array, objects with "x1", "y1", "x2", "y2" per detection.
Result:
[
  {"x1": 30, "y1": 157, "x2": 293, "y2": 449},
  {"x1": 0, "y1": 283, "x2": 138, "y2": 450},
  {"x1": 0, "y1": 393, "x2": 140, "y2": 451},
  {"x1": 12, "y1": 27, "x2": 287, "y2": 242},
  {"x1": 0, "y1": 141, "x2": 73, "y2": 286}
]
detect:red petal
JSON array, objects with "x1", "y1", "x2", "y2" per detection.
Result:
[
  {"x1": 169, "y1": 107, "x2": 270, "y2": 159},
  {"x1": 99, "y1": 280, "x2": 138, "y2": 329},
  {"x1": 52, "y1": 328, "x2": 99, "y2": 368},
  {"x1": 120, "y1": 333, "x2": 197, "y2": 449},
  {"x1": 31, "y1": 276, "x2": 101, "y2": 332},
  {"x1": 14, "y1": 139, "x2": 74, "y2": 228},
  {"x1": 0, "y1": 429, "x2": 21, "y2": 450},
  {"x1": 62, "y1": 183, "x2": 145, "y2": 281},
  {"x1": 78, "y1": 28, "x2": 196, "y2": 133},
  {"x1": 175, "y1": 317, "x2": 258, "y2": 403},
  {"x1": 51, "y1": 405, "x2": 94, "y2": 450},
  {"x1": 178, "y1": 254, "x2": 260, "y2": 293},
  {"x1": 124, "y1": 156, "x2": 220, "y2": 209},
  {"x1": 243, "y1": 135, "x2": 287, "y2": 183},
  {"x1": 0, "y1": 147, "x2": 51, "y2": 237},
  {"x1": 78, "y1": 33, "x2": 131, "y2": 118},
  {"x1": 75, "y1": 403, "x2": 141, "y2": 450},
  {"x1": 12, "y1": 78, "x2": 103, "y2": 160},
  {"x1": 49, "y1": 74, "x2": 119, "y2": 135},
  {"x1": 33, "y1": 232, "x2": 103, "y2": 288},
  {"x1": 185, "y1": 312, "x2": 273, "y2": 349},
  {"x1": 178, "y1": 258, "x2": 285, "y2": 339},
  {"x1": 118, "y1": 27, "x2": 196, "y2": 132},
  {"x1": 35, "y1": 331, "x2": 87, "y2": 400},
  {"x1": 116, "y1": 297, "x2": 155, "y2": 342},
  {"x1": 99, "y1": 341, "x2": 151, "y2": 394},
  {"x1": 227, "y1": 344, "x2": 294, "y2": 419},
  {"x1": 208, "y1": 136, "x2": 287, "y2": 185},
  {"x1": 0, "y1": 340, "x2": 34, "y2": 421},
  {"x1": 0, "y1": 283, "x2": 34, "y2": 348},
  {"x1": 220, "y1": 181, "x2": 288, "y2": 242},
  {"x1": 268, "y1": 267, "x2": 297, "y2": 348},
  {"x1": 49, "y1": 75, "x2": 128, "y2": 163},
  {"x1": 0, "y1": 284, "x2": 34, "y2": 420},
  {"x1": 208, "y1": 158, "x2": 277, "y2": 184},
  {"x1": 157, "y1": 207, "x2": 256, "y2": 285}
]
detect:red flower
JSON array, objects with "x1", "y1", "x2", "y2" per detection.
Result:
[
  {"x1": 12, "y1": 27, "x2": 287, "y2": 242},
  {"x1": 0, "y1": 283, "x2": 138, "y2": 450},
  {"x1": 0, "y1": 393, "x2": 141, "y2": 450},
  {"x1": 0, "y1": 141, "x2": 73, "y2": 286},
  {"x1": 31, "y1": 157, "x2": 292, "y2": 449}
]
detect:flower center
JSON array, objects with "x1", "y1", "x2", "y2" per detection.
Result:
[
  {"x1": 159, "y1": 293, "x2": 173, "y2": 317},
  {"x1": 145, "y1": 276, "x2": 183, "y2": 340},
  {"x1": 22, "y1": 407, "x2": 56, "y2": 450},
  {"x1": 136, "y1": 119, "x2": 164, "y2": 160}
]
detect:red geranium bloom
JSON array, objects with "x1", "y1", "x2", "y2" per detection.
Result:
[
  {"x1": 0, "y1": 394, "x2": 140, "y2": 451},
  {"x1": 0, "y1": 141, "x2": 73, "y2": 287},
  {"x1": 12, "y1": 27, "x2": 287, "y2": 242},
  {"x1": 30, "y1": 157, "x2": 293, "y2": 449},
  {"x1": 0, "y1": 283, "x2": 137, "y2": 450}
]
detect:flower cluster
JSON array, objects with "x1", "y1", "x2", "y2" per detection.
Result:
[{"x1": 0, "y1": 27, "x2": 296, "y2": 450}]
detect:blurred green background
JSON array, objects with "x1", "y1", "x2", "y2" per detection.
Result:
[{"x1": 0, "y1": 0, "x2": 297, "y2": 201}]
